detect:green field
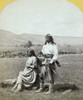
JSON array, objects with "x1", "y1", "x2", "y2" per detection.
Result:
[{"x1": 0, "y1": 54, "x2": 83, "y2": 100}]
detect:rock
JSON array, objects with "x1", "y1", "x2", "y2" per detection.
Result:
[{"x1": 0, "y1": 79, "x2": 16, "y2": 88}]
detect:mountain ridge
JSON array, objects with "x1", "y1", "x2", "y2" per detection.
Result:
[{"x1": 0, "y1": 29, "x2": 83, "y2": 46}]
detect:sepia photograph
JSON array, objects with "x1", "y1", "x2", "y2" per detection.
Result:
[{"x1": 0, "y1": 0, "x2": 83, "y2": 100}]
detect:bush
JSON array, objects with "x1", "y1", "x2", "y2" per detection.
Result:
[{"x1": 23, "y1": 41, "x2": 33, "y2": 47}]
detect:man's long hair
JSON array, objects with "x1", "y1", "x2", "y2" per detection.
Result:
[{"x1": 45, "y1": 34, "x2": 56, "y2": 45}]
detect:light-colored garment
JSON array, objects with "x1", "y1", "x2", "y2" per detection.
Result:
[
  {"x1": 17, "y1": 56, "x2": 37, "y2": 87},
  {"x1": 42, "y1": 43, "x2": 58, "y2": 63},
  {"x1": 40, "y1": 43, "x2": 58, "y2": 83}
]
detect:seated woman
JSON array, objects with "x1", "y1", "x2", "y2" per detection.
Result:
[{"x1": 12, "y1": 49, "x2": 40, "y2": 92}]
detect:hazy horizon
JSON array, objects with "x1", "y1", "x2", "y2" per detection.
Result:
[{"x1": 1, "y1": 29, "x2": 83, "y2": 38}]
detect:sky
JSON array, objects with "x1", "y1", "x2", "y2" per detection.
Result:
[{"x1": 0, "y1": 0, "x2": 83, "y2": 37}]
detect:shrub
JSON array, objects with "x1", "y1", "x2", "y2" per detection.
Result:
[{"x1": 23, "y1": 41, "x2": 33, "y2": 47}]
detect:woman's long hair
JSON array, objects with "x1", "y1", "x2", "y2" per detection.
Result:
[{"x1": 27, "y1": 49, "x2": 42, "y2": 66}]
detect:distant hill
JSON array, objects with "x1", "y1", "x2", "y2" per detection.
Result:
[
  {"x1": 0, "y1": 29, "x2": 26, "y2": 46},
  {"x1": 0, "y1": 29, "x2": 83, "y2": 46}
]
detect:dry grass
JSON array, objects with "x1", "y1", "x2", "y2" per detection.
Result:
[{"x1": 0, "y1": 54, "x2": 83, "y2": 100}]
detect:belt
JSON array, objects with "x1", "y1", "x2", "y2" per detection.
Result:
[{"x1": 43, "y1": 54, "x2": 53, "y2": 58}]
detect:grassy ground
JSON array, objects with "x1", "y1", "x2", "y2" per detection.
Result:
[
  {"x1": 0, "y1": 54, "x2": 83, "y2": 100},
  {"x1": 0, "y1": 89, "x2": 83, "y2": 100}
]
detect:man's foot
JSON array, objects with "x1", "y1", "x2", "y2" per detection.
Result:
[
  {"x1": 45, "y1": 84, "x2": 54, "y2": 94},
  {"x1": 32, "y1": 86, "x2": 39, "y2": 90},
  {"x1": 36, "y1": 88, "x2": 43, "y2": 93},
  {"x1": 57, "y1": 63, "x2": 61, "y2": 67},
  {"x1": 45, "y1": 90, "x2": 53, "y2": 94}
]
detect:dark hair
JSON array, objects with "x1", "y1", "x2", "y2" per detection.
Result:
[
  {"x1": 45, "y1": 34, "x2": 56, "y2": 45},
  {"x1": 27, "y1": 49, "x2": 42, "y2": 66}
]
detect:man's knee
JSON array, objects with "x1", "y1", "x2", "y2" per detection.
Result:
[
  {"x1": 49, "y1": 79, "x2": 54, "y2": 84},
  {"x1": 39, "y1": 66, "x2": 46, "y2": 77}
]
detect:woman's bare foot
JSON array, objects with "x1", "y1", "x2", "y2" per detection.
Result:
[
  {"x1": 11, "y1": 83, "x2": 18, "y2": 92},
  {"x1": 13, "y1": 84, "x2": 22, "y2": 92}
]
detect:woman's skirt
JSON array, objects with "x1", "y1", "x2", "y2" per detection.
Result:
[{"x1": 17, "y1": 67, "x2": 37, "y2": 87}]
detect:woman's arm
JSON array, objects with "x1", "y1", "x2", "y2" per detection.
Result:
[{"x1": 31, "y1": 57, "x2": 37, "y2": 69}]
